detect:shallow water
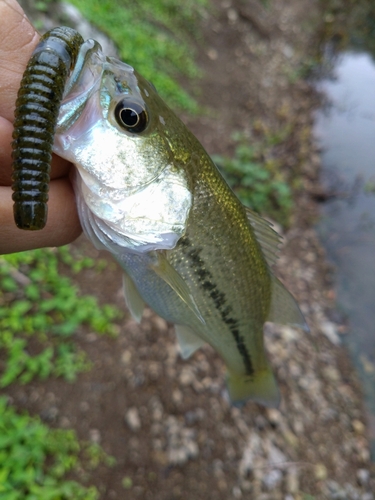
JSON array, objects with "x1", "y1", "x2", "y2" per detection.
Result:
[{"x1": 314, "y1": 50, "x2": 375, "y2": 451}]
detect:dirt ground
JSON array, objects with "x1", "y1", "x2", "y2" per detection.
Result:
[{"x1": 5, "y1": 0, "x2": 375, "y2": 498}]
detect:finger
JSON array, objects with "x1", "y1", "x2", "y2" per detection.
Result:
[
  {"x1": 0, "y1": 0, "x2": 39, "y2": 121},
  {"x1": 0, "y1": 116, "x2": 73, "y2": 185},
  {"x1": 0, "y1": 177, "x2": 81, "y2": 254}
]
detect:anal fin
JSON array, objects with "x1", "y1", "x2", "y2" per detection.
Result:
[
  {"x1": 268, "y1": 275, "x2": 309, "y2": 331},
  {"x1": 122, "y1": 272, "x2": 144, "y2": 323},
  {"x1": 150, "y1": 252, "x2": 205, "y2": 324},
  {"x1": 175, "y1": 324, "x2": 206, "y2": 359}
]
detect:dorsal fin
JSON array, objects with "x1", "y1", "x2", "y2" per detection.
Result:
[{"x1": 245, "y1": 207, "x2": 282, "y2": 267}]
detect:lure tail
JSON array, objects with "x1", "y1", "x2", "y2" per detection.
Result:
[{"x1": 11, "y1": 27, "x2": 83, "y2": 230}]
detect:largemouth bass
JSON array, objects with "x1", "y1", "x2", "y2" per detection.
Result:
[{"x1": 53, "y1": 39, "x2": 307, "y2": 407}]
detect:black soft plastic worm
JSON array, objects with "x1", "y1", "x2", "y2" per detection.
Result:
[{"x1": 11, "y1": 27, "x2": 84, "y2": 230}]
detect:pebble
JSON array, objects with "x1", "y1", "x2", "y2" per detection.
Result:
[
  {"x1": 40, "y1": 406, "x2": 59, "y2": 422},
  {"x1": 262, "y1": 469, "x2": 283, "y2": 490},
  {"x1": 125, "y1": 407, "x2": 141, "y2": 431},
  {"x1": 165, "y1": 416, "x2": 199, "y2": 465},
  {"x1": 267, "y1": 443, "x2": 287, "y2": 465},
  {"x1": 320, "y1": 320, "x2": 341, "y2": 345},
  {"x1": 179, "y1": 366, "x2": 196, "y2": 386},
  {"x1": 232, "y1": 486, "x2": 242, "y2": 498},
  {"x1": 185, "y1": 408, "x2": 205, "y2": 425},
  {"x1": 121, "y1": 350, "x2": 132, "y2": 364},
  {"x1": 89, "y1": 428, "x2": 101, "y2": 444},
  {"x1": 314, "y1": 463, "x2": 328, "y2": 480},
  {"x1": 172, "y1": 389, "x2": 183, "y2": 404},
  {"x1": 352, "y1": 419, "x2": 366, "y2": 435},
  {"x1": 79, "y1": 401, "x2": 90, "y2": 413},
  {"x1": 207, "y1": 47, "x2": 219, "y2": 61},
  {"x1": 286, "y1": 467, "x2": 299, "y2": 493},
  {"x1": 362, "y1": 494, "x2": 375, "y2": 500},
  {"x1": 357, "y1": 469, "x2": 370, "y2": 486}
]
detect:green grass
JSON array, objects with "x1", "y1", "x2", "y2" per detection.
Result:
[
  {"x1": 213, "y1": 132, "x2": 293, "y2": 226},
  {"x1": 0, "y1": 396, "x2": 114, "y2": 500},
  {"x1": 0, "y1": 246, "x2": 121, "y2": 387},
  {"x1": 66, "y1": 0, "x2": 207, "y2": 111}
]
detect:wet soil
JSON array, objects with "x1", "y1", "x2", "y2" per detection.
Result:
[{"x1": 5, "y1": 0, "x2": 375, "y2": 499}]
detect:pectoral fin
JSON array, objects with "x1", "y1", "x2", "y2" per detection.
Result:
[
  {"x1": 151, "y1": 252, "x2": 205, "y2": 324},
  {"x1": 122, "y1": 272, "x2": 144, "y2": 323},
  {"x1": 175, "y1": 324, "x2": 206, "y2": 359},
  {"x1": 226, "y1": 365, "x2": 280, "y2": 408},
  {"x1": 268, "y1": 275, "x2": 309, "y2": 331}
]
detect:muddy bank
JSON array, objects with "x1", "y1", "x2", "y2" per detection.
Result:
[{"x1": 8, "y1": 0, "x2": 375, "y2": 498}]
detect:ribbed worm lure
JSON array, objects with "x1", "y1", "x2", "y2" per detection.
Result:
[{"x1": 11, "y1": 27, "x2": 84, "y2": 230}]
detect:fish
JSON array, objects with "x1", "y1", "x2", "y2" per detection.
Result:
[{"x1": 53, "y1": 38, "x2": 307, "y2": 407}]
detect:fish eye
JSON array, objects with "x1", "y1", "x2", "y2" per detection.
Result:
[{"x1": 114, "y1": 99, "x2": 148, "y2": 133}]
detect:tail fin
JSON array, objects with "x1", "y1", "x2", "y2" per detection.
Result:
[{"x1": 226, "y1": 366, "x2": 280, "y2": 408}]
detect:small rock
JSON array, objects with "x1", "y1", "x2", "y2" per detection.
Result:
[
  {"x1": 325, "y1": 480, "x2": 346, "y2": 499},
  {"x1": 282, "y1": 44, "x2": 294, "y2": 58},
  {"x1": 227, "y1": 8, "x2": 238, "y2": 23},
  {"x1": 185, "y1": 408, "x2": 205, "y2": 425},
  {"x1": 79, "y1": 401, "x2": 89, "y2": 413},
  {"x1": 168, "y1": 447, "x2": 189, "y2": 465},
  {"x1": 125, "y1": 407, "x2": 141, "y2": 431},
  {"x1": 121, "y1": 350, "x2": 132, "y2": 364},
  {"x1": 207, "y1": 48, "x2": 218, "y2": 60},
  {"x1": 262, "y1": 469, "x2": 283, "y2": 490},
  {"x1": 40, "y1": 406, "x2": 59, "y2": 422},
  {"x1": 352, "y1": 419, "x2": 365, "y2": 435},
  {"x1": 232, "y1": 486, "x2": 242, "y2": 498},
  {"x1": 286, "y1": 466, "x2": 299, "y2": 493},
  {"x1": 267, "y1": 408, "x2": 282, "y2": 426},
  {"x1": 179, "y1": 366, "x2": 195, "y2": 386},
  {"x1": 320, "y1": 320, "x2": 341, "y2": 345},
  {"x1": 323, "y1": 366, "x2": 341, "y2": 382},
  {"x1": 344, "y1": 482, "x2": 361, "y2": 500},
  {"x1": 86, "y1": 332, "x2": 98, "y2": 342},
  {"x1": 314, "y1": 463, "x2": 328, "y2": 481},
  {"x1": 89, "y1": 428, "x2": 101, "y2": 444},
  {"x1": 172, "y1": 389, "x2": 183, "y2": 404},
  {"x1": 267, "y1": 443, "x2": 287, "y2": 465},
  {"x1": 59, "y1": 416, "x2": 71, "y2": 428},
  {"x1": 255, "y1": 414, "x2": 268, "y2": 430},
  {"x1": 280, "y1": 326, "x2": 299, "y2": 343},
  {"x1": 356, "y1": 468, "x2": 370, "y2": 486},
  {"x1": 152, "y1": 316, "x2": 168, "y2": 331},
  {"x1": 361, "y1": 494, "x2": 375, "y2": 500}
]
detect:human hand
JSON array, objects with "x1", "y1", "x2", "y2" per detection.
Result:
[{"x1": 0, "y1": 0, "x2": 81, "y2": 254}]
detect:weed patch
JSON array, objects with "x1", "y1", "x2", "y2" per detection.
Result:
[
  {"x1": 0, "y1": 247, "x2": 121, "y2": 387},
  {"x1": 0, "y1": 396, "x2": 114, "y2": 499}
]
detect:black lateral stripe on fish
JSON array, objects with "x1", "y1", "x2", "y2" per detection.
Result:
[{"x1": 180, "y1": 236, "x2": 255, "y2": 376}]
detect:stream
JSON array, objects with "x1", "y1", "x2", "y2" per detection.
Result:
[{"x1": 314, "y1": 49, "x2": 375, "y2": 457}]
